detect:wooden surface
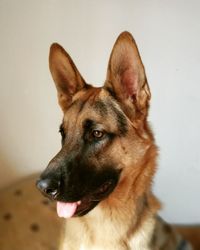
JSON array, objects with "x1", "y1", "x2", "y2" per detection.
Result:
[{"x1": 0, "y1": 174, "x2": 63, "y2": 250}]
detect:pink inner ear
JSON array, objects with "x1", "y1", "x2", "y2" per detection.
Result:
[{"x1": 122, "y1": 69, "x2": 138, "y2": 98}]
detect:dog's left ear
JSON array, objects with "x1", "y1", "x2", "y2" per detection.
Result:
[
  {"x1": 49, "y1": 43, "x2": 86, "y2": 111},
  {"x1": 105, "y1": 32, "x2": 151, "y2": 122}
]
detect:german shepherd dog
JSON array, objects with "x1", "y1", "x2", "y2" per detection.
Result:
[{"x1": 37, "y1": 32, "x2": 196, "y2": 250}]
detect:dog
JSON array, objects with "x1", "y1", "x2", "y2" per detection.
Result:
[{"x1": 37, "y1": 32, "x2": 195, "y2": 250}]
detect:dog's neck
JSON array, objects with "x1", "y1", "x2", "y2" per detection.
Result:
[
  {"x1": 61, "y1": 190, "x2": 159, "y2": 250},
  {"x1": 82, "y1": 186, "x2": 160, "y2": 247}
]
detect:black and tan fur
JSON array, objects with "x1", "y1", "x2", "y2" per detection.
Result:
[{"x1": 37, "y1": 32, "x2": 198, "y2": 250}]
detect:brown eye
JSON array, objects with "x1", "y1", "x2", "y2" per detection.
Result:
[{"x1": 92, "y1": 130, "x2": 104, "y2": 138}]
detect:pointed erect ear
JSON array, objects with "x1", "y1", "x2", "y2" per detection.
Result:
[
  {"x1": 49, "y1": 43, "x2": 86, "y2": 111},
  {"x1": 105, "y1": 32, "x2": 151, "y2": 121}
]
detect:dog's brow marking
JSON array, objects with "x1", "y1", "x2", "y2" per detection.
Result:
[
  {"x1": 108, "y1": 100, "x2": 128, "y2": 135},
  {"x1": 93, "y1": 100, "x2": 108, "y2": 116},
  {"x1": 83, "y1": 119, "x2": 95, "y2": 130}
]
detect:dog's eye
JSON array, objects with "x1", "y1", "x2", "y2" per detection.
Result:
[{"x1": 92, "y1": 130, "x2": 104, "y2": 139}]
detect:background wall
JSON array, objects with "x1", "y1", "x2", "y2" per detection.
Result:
[{"x1": 0, "y1": 0, "x2": 199, "y2": 224}]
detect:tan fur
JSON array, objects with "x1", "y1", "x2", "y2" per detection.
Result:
[{"x1": 46, "y1": 32, "x2": 198, "y2": 250}]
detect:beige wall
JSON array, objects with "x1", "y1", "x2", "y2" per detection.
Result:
[{"x1": 0, "y1": 0, "x2": 200, "y2": 223}]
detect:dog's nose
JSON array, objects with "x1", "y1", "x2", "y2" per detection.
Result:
[{"x1": 36, "y1": 178, "x2": 60, "y2": 199}]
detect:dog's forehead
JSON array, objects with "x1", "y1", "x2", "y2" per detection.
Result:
[
  {"x1": 63, "y1": 88, "x2": 110, "y2": 122},
  {"x1": 62, "y1": 87, "x2": 128, "y2": 135}
]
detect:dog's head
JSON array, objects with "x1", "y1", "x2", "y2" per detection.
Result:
[{"x1": 37, "y1": 32, "x2": 154, "y2": 218}]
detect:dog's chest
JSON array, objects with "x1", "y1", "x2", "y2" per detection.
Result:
[
  {"x1": 79, "y1": 217, "x2": 155, "y2": 250},
  {"x1": 128, "y1": 217, "x2": 155, "y2": 250}
]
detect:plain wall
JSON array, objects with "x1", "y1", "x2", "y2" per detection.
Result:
[{"x1": 0, "y1": 0, "x2": 199, "y2": 224}]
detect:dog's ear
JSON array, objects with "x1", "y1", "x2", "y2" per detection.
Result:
[
  {"x1": 105, "y1": 32, "x2": 151, "y2": 123},
  {"x1": 49, "y1": 43, "x2": 86, "y2": 111}
]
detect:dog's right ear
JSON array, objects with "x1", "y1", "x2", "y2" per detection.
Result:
[
  {"x1": 104, "y1": 32, "x2": 151, "y2": 124},
  {"x1": 49, "y1": 43, "x2": 86, "y2": 111}
]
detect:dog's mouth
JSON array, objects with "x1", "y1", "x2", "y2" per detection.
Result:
[{"x1": 56, "y1": 180, "x2": 115, "y2": 218}]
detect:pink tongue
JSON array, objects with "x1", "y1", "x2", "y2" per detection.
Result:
[{"x1": 57, "y1": 201, "x2": 78, "y2": 218}]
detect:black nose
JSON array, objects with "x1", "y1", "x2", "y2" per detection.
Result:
[{"x1": 36, "y1": 178, "x2": 60, "y2": 199}]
